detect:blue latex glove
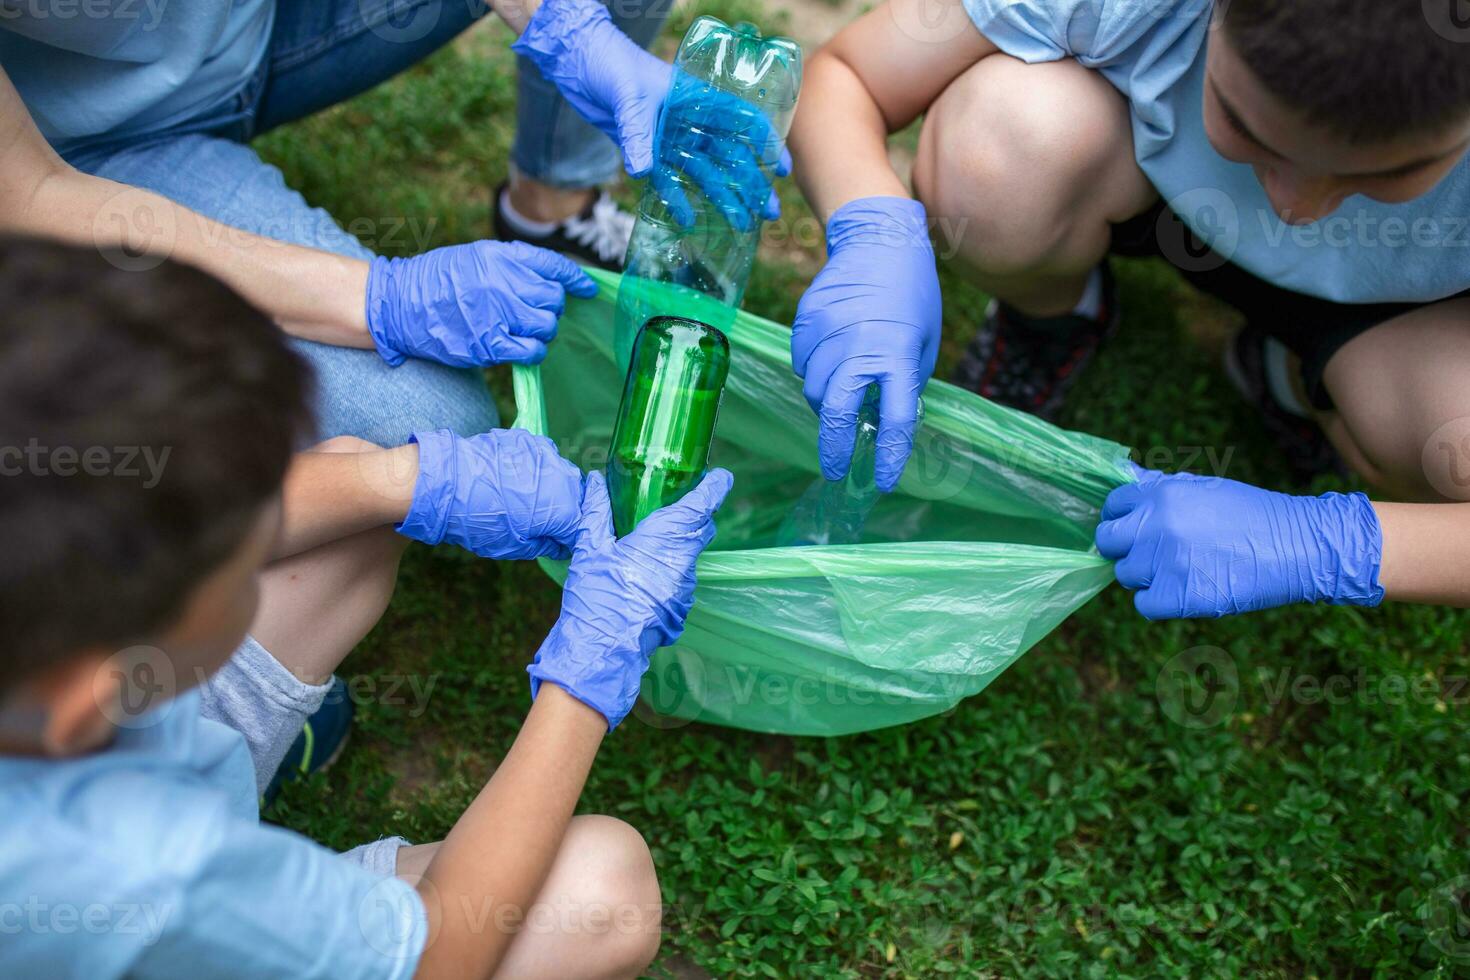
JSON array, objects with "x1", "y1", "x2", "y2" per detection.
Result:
[
  {"x1": 647, "y1": 73, "x2": 790, "y2": 232},
  {"x1": 1095, "y1": 464, "x2": 1385, "y2": 620},
  {"x1": 512, "y1": 0, "x2": 789, "y2": 224},
  {"x1": 791, "y1": 197, "x2": 941, "y2": 492},
  {"x1": 527, "y1": 468, "x2": 733, "y2": 729},
  {"x1": 366, "y1": 241, "x2": 597, "y2": 368},
  {"x1": 398, "y1": 428, "x2": 584, "y2": 560}
]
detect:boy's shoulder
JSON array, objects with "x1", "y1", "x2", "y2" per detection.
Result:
[
  {"x1": 0, "y1": 696, "x2": 250, "y2": 974},
  {"x1": 0, "y1": 693, "x2": 426, "y2": 979},
  {"x1": 1, "y1": 689, "x2": 255, "y2": 852},
  {"x1": 962, "y1": 0, "x2": 1211, "y2": 68}
]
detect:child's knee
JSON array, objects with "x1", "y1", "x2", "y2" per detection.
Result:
[
  {"x1": 561, "y1": 815, "x2": 662, "y2": 974},
  {"x1": 292, "y1": 528, "x2": 407, "y2": 640},
  {"x1": 1361, "y1": 422, "x2": 1469, "y2": 503},
  {"x1": 915, "y1": 57, "x2": 1138, "y2": 271},
  {"x1": 1322, "y1": 313, "x2": 1470, "y2": 501},
  {"x1": 350, "y1": 526, "x2": 411, "y2": 590}
]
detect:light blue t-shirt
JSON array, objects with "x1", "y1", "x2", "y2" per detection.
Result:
[
  {"x1": 961, "y1": 0, "x2": 1470, "y2": 304},
  {"x1": 0, "y1": 689, "x2": 426, "y2": 978},
  {"x1": 0, "y1": 0, "x2": 274, "y2": 156}
]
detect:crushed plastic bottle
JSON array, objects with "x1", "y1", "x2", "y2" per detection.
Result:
[
  {"x1": 614, "y1": 17, "x2": 802, "y2": 370},
  {"x1": 606, "y1": 315, "x2": 731, "y2": 536},
  {"x1": 776, "y1": 386, "x2": 923, "y2": 546}
]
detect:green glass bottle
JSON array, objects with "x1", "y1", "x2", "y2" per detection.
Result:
[{"x1": 606, "y1": 315, "x2": 732, "y2": 536}]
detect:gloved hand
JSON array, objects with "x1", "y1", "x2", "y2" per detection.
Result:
[
  {"x1": 398, "y1": 428, "x2": 584, "y2": 560},
  {"x1": 791, "y1": 196, "x2": 941, "y2": 492},
  {"x1": 1095, "y1": 464, "x2": 1385, "y2": 620},
  {"x1": 527, "y1": 468, "x2": 733, "y2": 729},
  {"x1": 512, "y1": 0, "x2": 788, "y2": 225},
  {"x1": 366, "y1": 240, "x2": 597, "y2": 368},
  {"x1": 648, "y1": 75, "x2": 789, "y2": 232}
]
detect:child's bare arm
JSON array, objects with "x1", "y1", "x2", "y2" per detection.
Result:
[
  {"x1": 0, "y1": 67, "x2": 375, "y2": 349},
  {"x1": 1096, "y1": 467, "x2": 1470, "y2": 619},
  {"x1": 789, "y1": 0, "x2": 994, "y2": 220},
  {"x1": 274, "y1": 440, "x2": 419, "y2": 559},
  {"x1": 0, "y1": 63, "x2": 593, "y2": 373},
  {"x1": 412, "y1": 684, "x2": 607, "y2": 979},
  {"x1": 1374, "y1": 502, "x2": 1470, "y2": 606},
  {"x1": 410, "y1": 470, "x2": 731, "y2": 979},
  {"x1": 275, "y1": 429, "x2": 586, "y2": 563}
]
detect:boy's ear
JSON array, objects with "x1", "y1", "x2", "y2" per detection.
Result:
[{"x1": 24, "y1": 652, "x2": 116, "y2": 756}]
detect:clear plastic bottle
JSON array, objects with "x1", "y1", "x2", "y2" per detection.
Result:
[
  {"x1": 606, "y1": 315, "x2": 731, "y2": 536},
  {"x1": 614, "y1": 17, "x2": 802, "y2": 370},
  {"x1": 776, "y1": 386, "x2": 881, "y2": 547},
  {"x1": 776, "y1": 386, "x2": 923, "y2": 547}
]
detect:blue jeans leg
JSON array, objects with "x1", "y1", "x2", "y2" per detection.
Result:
[
  {"x1": 252, "y1": 0, "x2": 489, "y2": 134},
  {"x1": 77, "y1": 134, "x2": 499, "y2": 444},
  {"x1": 253, "y1": 0, "x2": 673, "y2": 189},
  {"x1": 510, "y1": 0, "x2": 675, "y2": 188}
]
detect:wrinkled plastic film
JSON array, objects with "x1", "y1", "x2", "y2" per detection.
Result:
[{"x1": 513, "y1": 268, "x2": 1132, "y2": 736}]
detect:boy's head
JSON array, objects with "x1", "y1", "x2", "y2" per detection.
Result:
[
  {"x1": 0, "y1": 238, "x2": 311, "y2": 754},
  {"x1": 1207, "y1": 0, "x2": 1470, "y2": 222}
]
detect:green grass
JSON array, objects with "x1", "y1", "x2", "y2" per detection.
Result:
[{"x1": 254, "y1": 18, "x2": 1470, "y2": 978}]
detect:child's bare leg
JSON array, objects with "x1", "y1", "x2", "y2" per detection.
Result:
[
  {"x1": 395, "y1": 816, "x2": 662, "y2": 980},
  {"x1": 197, "y1": 437, "x2": 408, "y2": 789},
  {"x1": 249, "y1": 436, "x2": 409, "y2": 684},
  {"x1": 1315, "y1": 297, "x2": 1470, "y2": 501},
  {"x1": 248, "y1": 526, "x2": 407, "y2": 685},
  {"x1": 912, "y1": 55, "x2": 1157, "y2": 316}
]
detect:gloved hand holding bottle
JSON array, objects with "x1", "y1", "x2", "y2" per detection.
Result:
[
  {"x1": 647, "y1": 74, "x2": 791, "y2": 232},
  {"x1": 398, "y1": 428, "x2": 585, "y2": 560},
  {"x1": 1095, "y1": 464, "x2": 1385, "y2": 620},
  {"x1": 791, "y1": 196, "x2": 941, "y2": 493},
  {"x1": 512, "y1": 0, "x2": 789, "y2": 222},
  {"x1": 528, "y1": 468, "x2": 733, "y2": 729},
  {"x1": 366, "y1": 240, "x2": 598, "y2": 368}
]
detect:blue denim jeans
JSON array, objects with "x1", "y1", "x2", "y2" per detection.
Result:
[
  {"x1": 511, "y1": 0, "x2": 674, "y2": 188},
  {"x1": 64, "y1": 0, "x2": 671, "y2": 444}
]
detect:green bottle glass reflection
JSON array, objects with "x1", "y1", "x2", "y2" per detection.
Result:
[{"x1": 606, "y1": 315, "x2": 731, "y2": 537}]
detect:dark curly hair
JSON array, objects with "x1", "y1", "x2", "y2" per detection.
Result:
[
  {"x1": 0, "y1": 238, "x2": 313, "y2": 694},
  {"x1": 1219, "y1": 0, "x2": 1470, "y2": 143}
]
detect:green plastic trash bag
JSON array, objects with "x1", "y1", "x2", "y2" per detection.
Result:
[{"x1": 512, "y1": 267, "x2": 1132, "y2": 736}]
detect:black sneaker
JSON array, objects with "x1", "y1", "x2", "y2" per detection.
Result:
[
  {"x1": 491, "y1": 182, "x2": 634, "y2": 271},
  {"x1": 1222, "y1": 325, "x2": 1346, "y2": 483},
  {"x1": 951, "y1": 263, "x2": 1119, "y2": 420}
]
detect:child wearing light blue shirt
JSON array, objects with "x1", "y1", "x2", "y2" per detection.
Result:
[
  {"x1": 0, "y1": 238, "x2": 731, "y2": 978},
  {"x1": 0, "y1": 686, "x2": 425, "y2": 977},
  {"x1": 786, "y1": 0, "x2": 1470, "y2": 622}
]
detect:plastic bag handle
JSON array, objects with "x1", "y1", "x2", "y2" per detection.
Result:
[{"x1": 511, "y1": 363, "x2": 548, "y2": 436}]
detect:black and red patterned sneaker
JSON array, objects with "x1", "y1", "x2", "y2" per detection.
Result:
[
  {"x1": 950, "y1": 263, "x2": 1119, "y2": 420},
  {"x1": 1222, "y1": 325, "x2": 1347, "y2": 484}
]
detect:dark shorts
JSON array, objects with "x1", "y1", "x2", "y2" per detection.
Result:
[{"x1": 1109, "y1": 200, "x2": 1470, "y2": 410}]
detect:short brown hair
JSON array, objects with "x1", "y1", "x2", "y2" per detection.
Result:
[
  {"x1": 1221, "y1": 0, "x2": 1470, "y2": 143},
  {"x1": 0, "y1": 238, "x2": 313, "y2": 693}
]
